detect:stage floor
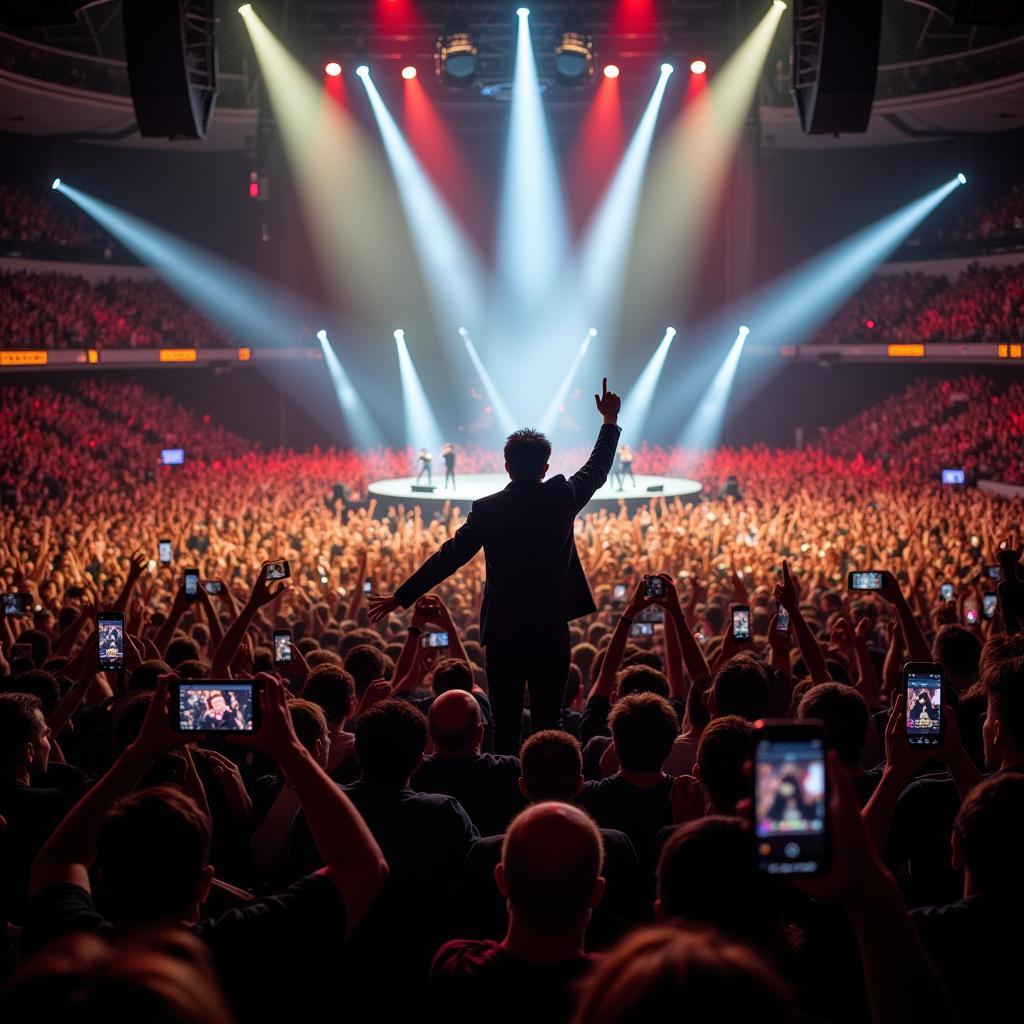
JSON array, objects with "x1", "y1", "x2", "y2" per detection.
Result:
[{"x1": 367, "y1": 473, "x2": 703, "y2": 507}]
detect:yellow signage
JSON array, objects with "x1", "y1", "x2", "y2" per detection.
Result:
[
  {"x1": 0, "y1": 350, "x2": 48, "y2": 366},
  {"x1": 159, "y1": 348, "x2": 198, "y2": 362}
]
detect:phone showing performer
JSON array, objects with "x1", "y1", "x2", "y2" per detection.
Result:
[
  {"x1": 848, "y1": 571, "x2": 884, "y2": 591},
  {"x1": 731, "y1": 605, "x2": 751, "y2": 641},
  {"x1": 183, "y1": 569, "x2": 199, "y2": 600},
  {"x1": 753, "y1": 720, "x2": 829, "y2": 876},
  {"x1": 97, "y1": 611, "x2": 125, "y2": 672},
  {"x1": 939, "y1": 582, "x2": 955, "y2": 603},
  {"x1": 904, "y1": 662, "x2": 943, "y2": 748},
  {"x1": 612, "y1": 583, "x2": 627, "y2": 603},
  {"x1": 363, "y1": 580, "x2": 373, "y2": 594},
  {"x1": 158, "y1": 539, "x2": 173, "y2": 564},
  {"x1": 983, "y1": 592, "x2": 997, "y2": 620},
  {"x1": 422, "y1": 631, "x2": 450, "y2": 649},
  {"x1": 775, "y1": 605, "x2": 791, "y2": 632},
  {"x1": 172, "y1": 680, "x2": 260, "y2": 733},
  {"x1": 630, "y1": 621, "x2": 654, "y2": 637},
  {"x1": 273, "y1": 630, "x2": 292, "y2": 665},
  {"x1": 643, "y1": 576, "x2": 665, "y2": 598},
  {"x1": 265, "y1": 559, "x2": 290, "y2": 581}
]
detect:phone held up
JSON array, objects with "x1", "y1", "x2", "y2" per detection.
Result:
[
  {"x1": 422, "y1": 630, "x2": 450, "y2": 649},
  {"x1": 753, "y1": 720, "x2": 829, "y2": 876},
  {"x1": 97, "y1": 610, "x2": 125, "y2": 672},
  {"x1": 265, "y1": 559, "x2": 290, "y2": 581},
  {"x1": 183, "y1": 569, "x2": 200, "y2": 600},
  {"x1": 171, "y1": 679, "x2": 261, "y2": 734},
  {"x1": 643, "y1": 576, "x2": 665, "y2": 598},
  {"x1": 848, "y1": 571, "x2": 884, "y2": 591},
  {"x1": 731, "y1": 605, "x2": 751, "y2": 641},
  {"x1": 630, "y1": 621, "x2": 654, "y2": 638},
  {"x1": 904, "y1": 662, "x2": 943, "y2": 747},
  {"x1": 273, "y1": 629, "x2": 292, "y2": 665}
]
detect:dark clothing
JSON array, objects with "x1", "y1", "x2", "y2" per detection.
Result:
[
  {"x1": 459, "y1": 828, "x2": 643, "y2": 950},
  {"x1": 578, "y1": 775, "x2": 674, "y2": 874},
  {"x1": 444, "y1": 449, "x2": 456, "y2": 488},
  {"x1": 486, "y1": 627, "x2": 571, "y2": 753},
  {"x1": 395, "y1": 423, "x2": 621, "y2": 645},
  {"x1": 430, "y1": 939, "x2": 599, "y2": 1024},
  {"x1": 913, "y1": 896, "x2": 1023, "y2": 1023},
  {"x1": 21, "y1": 874, "x2": 347, "y2": 1022},
  {"x1": 412, "y1": 752, "x2": 525, "y2": 837}
]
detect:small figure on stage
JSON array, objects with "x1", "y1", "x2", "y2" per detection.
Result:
[
  {"x1": 442, "y1": 442, "x2": 456, "y2": 489},
  {"x1": 416, "y1": 447, "x2": 433, "y2": 485},
  {"x1": 615, "y1": 444, "x2": 636, "y2": 491}
]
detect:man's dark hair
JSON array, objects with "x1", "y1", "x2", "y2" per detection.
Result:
[
  {"x1": 657, "y1": 816, "x2": 783, "y2": 947},
  {"x1": 616, "y1": 664, "x2": 669, "y2": 699},
  {"x1": 696, "y1": 716, "x2": 753, "y2": 814},
  {"x1": 503, "y1": 428, "x2": 552, "y2": 482},
  {"x1": 13, "y1": 629, "x2": 50, "y2": 669},
  {"x1": 609, "y1": 693, "x2": 678, "y2": 773},
  {"x1": 128, "y1": 659, "x2": 171, "y2": 693},
  {"x1": 933, "y1": 625, "x2": 982, "y2": 684},
  {"x1": 7, "y1": 670, "x2": 60, "y2": 716},
  {"x1": 432, "y1": 658, "x2": 474, "y2": 696},
  {"x1": 164, "y1": 637, "x2": 201, "y2": 670},
  {"x1": 339, "y1": 628, "x2": 385, "y2": 658},
  {"x1": 344, "y1": 645, "x2": 390, "y2": 698},
  {"x1": 0, "y1": 693, "x2": 44, "y2": 774},
  {"x1": 520, "y1": 730, "x2": 582, "y2": 801},
  {"x1": 307, "y1": 649, "x2": 343, "y2": 668},
  {"x1": 355, "y1": 698, "x2": 428, "y2": 784},
  {"x1": 713, "y1": 658, "x2": 769, "y2": 722},
  {"x1": 302, "y1": 664, "x2": 355, "y2": 725},
  {"x1": 953, "y1": 772, "x2": 1024, "y2": 895},
  {"x1": 96, "y1": 785, "x2": 211, "y2": 922},
  {"x1": 797, "y1": 683, "x2": 869, "y2": 767},
  {"x1": 984, "y1": 655, "x2": 1024, "y2": 751},
  {"x1": 288, "y1": 699, "x2": 329, "y2": 755}
]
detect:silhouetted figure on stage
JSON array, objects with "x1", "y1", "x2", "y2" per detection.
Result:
[
  {"x1": 416, "y1": 448, "x2": 433, "y2": 485},
  {"x1": 370, "y1": 379, "x2": 622, "y2": 754},
  {"x1": 615, "y1": 444, "x2": 636, "y2": 491},
  {"x1": 720, "y1": 474, "x2": 742, "y2": 501},
  {"x1": 442, "y1": 443, "x2": 456, "y2": 490}
]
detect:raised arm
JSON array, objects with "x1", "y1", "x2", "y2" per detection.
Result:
[
  {"x1": 879, "y1": 571, "x2": 931, "y2": 664},
  {"x1": 566, "y1": 378, "x2": 621, "y2": 511},
  {"x1": 210, "y1": 564, "x2": 286, "y2": 676},
  {"x1": 775, "y1": 560, "x2": 830, "y2": 685}
]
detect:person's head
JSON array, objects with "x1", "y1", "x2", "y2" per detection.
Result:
[
  {"x1": 13, "y1": 629, "x2": 50, "y2": 669},
  {"x1": 338, "y1": 628, "x2": 385, "y2": 658},
  {"x1": 656, "y1": 816, "x2": 784, "y2": 947},
  {"x1": 694, "y1": 716, "x2": 753, "y2": 814},
  {"x1": 572, "y1": 643, "x2": 598, "y2": 685},
  {"x1": 0, "y1": 692, "x2": 51, "y2": 779},
  {"x1": 711, "y1": 657, "x2": 769, "y2": 722},
  {"x1": 608, "y1": 693, "x2": 678, "y2": 774},
  {"x1": 503, "y1": 429, "x2": 552, "y2": 483},
  {"x1": 932, "y1": 625, "x2": 982, "y2": 690},
  {"x1": 702, "y1": 604, "x2": 726, "y2": 637},
  {"x1": 497, "y1": 803, "x2": 604, "y2": 934},
  {"x1": 175, "y1": 660, "x2": 209, "y2": 680},
  {"x1": 165, "y1": 637, "x2": 201, "y2": 671},
  {"x1": 572, "y1": 926, "x2": 797, "y2": 1024},
  {"x1": 301, "y1": 664, "x2": 355, "y2": 727},
  {"x1": 7, "y1": 669, "x2": 60, "y2": 716},
  {"x1": 428, "y1": 689, "x2": 483, "y2": 755},
  {"x1": 354, "y1": 698, "x2": 428, "y2": 784},
  {"x1": 952, "y1": 772, "x2": 1024, "y2": 900},
  {"x1": 520, "y1": 730, "x2": 583, "y2": 802},
  {"x1": 343, "y1": 644, "x2": 389, "y2": 698},
  {"x1": 982, "y1": 655, "x2": 1024, "y2": 771},
  {"x1": 287, "y1": 698, "x2": 329, "y2": 767},
  {"x1": 0, "y1": 929, "x2": 232, "y2": 1024},
  {"x1": 96, "y1": 786, "x2": 213, "y2": 924},
  {"x1": 615, "y1": 664, "x2": 669, "y2": 700},
  {"x1": 431, "y1": 657, "x2": 474, "y2": 695},
  {"x1": 306, "y1": 649, "x2": 343, "y2": 668},
  {"x1": 129, "y1": 659, "x2": 172, "y2": 693},
  {"x1": 797, "y1": 683, "x2": 869, "y2": 768}
]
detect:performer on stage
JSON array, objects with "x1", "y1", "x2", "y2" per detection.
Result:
[
  {"x1": 416, "y1": 447, "x2": 433, "y2": 485},
  {"x1": 442, "y1": 442, "x2": 456, "y2": 489},
  {"x1": 615, "y1": 444, "x2": 636, "y2": 491}
]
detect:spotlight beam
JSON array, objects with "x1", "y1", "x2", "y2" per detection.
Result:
[
  {"x1": 460, "y1": 328, "x2": 517, "y2": 434},
  {"x1": 679, "y1": 327, "x2": 749, "y2": 450},
  {"x1": 317, "y1": 330, "x2": 384, "y2": 448},
  {"x1": 394, "y1": 330, "x2": 445, "y2": 456},
  {"x1": 618, "y1": 327, "x2": 677, "y2": 443},
  {"x1": 538, "y1": 329, "x2": 596, "y2": 435}
]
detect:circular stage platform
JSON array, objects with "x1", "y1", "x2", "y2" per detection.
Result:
[{"x1": 367, "y1": 473, "x2": 703, "y2": 508}]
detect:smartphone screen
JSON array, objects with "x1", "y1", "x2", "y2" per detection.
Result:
[
  {"x1": 905, "y1": 663, "x2": 943, "y2": 747},
  {"x1": 985, "y1": 565, "x2": 1002, "y2": 581},
  {"x1": 2, "y1": 593, "x2": 27, "y2": 616},
  {"x1": 731, "y1": 606, "x2": 751, "y2": 641},
  {"x1": 754, "y1": 723, "x2": 828, "y2": 875},
  {"x1": 422, "y1": 630, "x2": 450, "y2": 649},
  {"x1": 173, "y1": 681, "x2": 259, "y2": 733},
  {"x1": 274, "y1": 630, "x2": 292, "y2": 665},
  {"x1": 983, "y1": 592, "x2": 997, "y2": 620},
  {"x1": 939, "y1": 582, "x2": 955, "y2": 603},
  {"x1": 158, "y1": 539, "x2": 173, "y2": 564},
  {"x1": 643, "y1": 576, "x2": 665, "y2": 598},
  {"x1": 776, "y1": 605, "x2": 791, "y2": 631},
  {"x1": 612, "y1": 583, "x2": 627, "y2": 602},
  {"x1": 363, "y1": 579, "x2": 372, "y2": 594},
  {"x1": 964, "y1": 598, "x2": 980, "y2": 626},
  {"x1": 849, "y1": 571, "x2": 884, "y2": 591},
  {"x1": 630, "y1": 621, "x2": 654, "y2": 637},
  {"x1": 184, "y1": 570, "x2": 199, "y2": 599},
  {"x1": 203, "y1": 580, "x2": 223, "y2": 595},
  {"x1": 265, "y1": 560, "x2": 290, "y2": 581},
  {"x1": 97, "y1": 611, "x2": 125, "y2": 672}
]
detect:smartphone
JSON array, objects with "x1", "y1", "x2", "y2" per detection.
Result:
[
  {"x1": 11, "y1": 642, "x2": 33, "y2": 662},
  {"x1": 1, "y1": 593, "x2": 29, "y2": 616},
  {"x1": 775, "y1": 605, "x2": 791, "y2": 632},
  {"x1": 630, "y1": 621, "x2": 655, "y2": 637},
  {"x1": 97, "y1": 611, "x2": 125, "y2": 672},
  {"x1": 731, "y1": 605, "x2": 751, "y2": 641},
  {"x1": 983, "y1": 592, "x2": 997, "y2": 620},
  {"x1": 753, "y1": 720, "x2": 829, "y2": 876},
  {"x1": 183, "y1": 569, "x2": 199, "y2": 600},
  {"x1": 158, "y1": 539, "x2": 173, "y2": 564},
  {"x1": 202, "y1": 580, "x2": 223, "y2": 595},
  {"x1": 422, "y1": 630, "x2": 450, "y2": 649},
  {"x1": 612, "y1": 583, "x2": 627, "y2": 602},
  {"x1": 273, "y1": 629, "x2": 292, "y2": 665},
  {"x1": 904, "y1": 662, "x2": 943, "y2": 747},
  {"x1": 964, "y1": 597, "x2": 980, "y2": 626},
  {"x1": 172, "y1": 680, "x2": 261, "y2": 733},
  {"x1": 67, "y1": 585, "x2": 86, "y2": 600},
  {"x1": 363, "y1": 580, "x2": 373, "y2": 594},
  {"x1": 939, "y1": 582, "x2": 955, "y2": 603},
  {"x1": 643, "y1": 576, "x2": 666, "y2": 598},
  {"x1": 265, "y1": 559, "x2": 290, "y2": 581},
  {"x1": 848, "y1": 571, "x2": 884, "y2": 591},
  {"x1": 985, "y1": 565, "x2": 1001, "y2": 581}
]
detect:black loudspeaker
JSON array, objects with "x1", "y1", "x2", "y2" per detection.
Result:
[
  {"x1": 411, "y1": 485, "x2": 437, "y2": 493},
  {"x1": 646, "y1": 484, "x2": 665, "y2": 493},
  {"x1": 122, "y1": 0, "x2": 218, "y2": 140},
  {"x1": 792, "y1": 0, "x2": 883, "y2": 135},
  {"x1": 952, "y1": 1, "x2": 1024, "y2": 25}
]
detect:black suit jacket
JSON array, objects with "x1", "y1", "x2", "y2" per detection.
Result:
[{"x1": 395, "y1": 423, "x2": 620, "y2": 644}]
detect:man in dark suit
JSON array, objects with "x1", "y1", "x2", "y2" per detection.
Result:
[{"x1": 370, "y1": 379, "x2": 621, "y2": 752}]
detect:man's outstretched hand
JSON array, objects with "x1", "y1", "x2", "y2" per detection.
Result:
[
  {"x1": 368, "y1": 594, "x2": 400, "y2": 623},
  {"x1": 594, "y1": 378, "x2": 621, "y2": 425}
]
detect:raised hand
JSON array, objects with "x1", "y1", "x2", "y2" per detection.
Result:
[
  {"x1": 774, "y1": 559, "x2": 800, "y2": 613},
  {"x1": 368, "y1": 593, "x2": 400, "y2": 623},
  {"x1": 250, "y1": 562, "x2": 287, "y2": 609},
  {"x1": 594, "y1": 377, "x2": 621, "y2": 425}
]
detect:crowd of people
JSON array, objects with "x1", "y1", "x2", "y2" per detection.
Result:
[
  {"x1": 0, "y1": 374, "x2": 1022, "y2": 1021},
  {"x1": 0, "y1": 183, "x2": 113, "y2": 255}
]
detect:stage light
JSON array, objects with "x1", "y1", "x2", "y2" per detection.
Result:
[
  {"x1": 554, "y1": 8, "x2": 593, "y2": 83},
  {"x1": 588, "y1": 327, "x2": 598, "y2": 336},
  {"x1": 394, "y1": 329, "x2": 445, "y2": 455},
  {"x1": 402, "y1": 65, "x2": 417, "y2": 80},
  {"x1": 690, "y1": 58, "x2": 707, "y2": 75},
  {"x1": 437, "y1": 8, "x2": 477, "y2": 84},
  {"x1": 324, "y1": 61, "x2": 342, "y2": 77},
  {"x1": 394, "y1": 328, "x2": 404, "y2": 339},
  {"x1": 316, "y1": 328, "x2": 327, "y2": 341},
  {"x1": 238, "y1": 3, "x2": 252, "y2": 15},
  {"x1": 355, "y1": 64, "x2": 369, "y2": 77},
  {"x1": 517, "y1": 7, "x2": 529, "y2": 17},
  {"x1": 957, "y1": 172, "x2": 967, "y2": 185},
  {"x1": 460, "y1": 328, "x2": 517, "y2": 433},
  {"x1": 317, "y1": 329, "x2": 385, "y2": 449},
  {"x1": 773, "y1": 1, "x2": 787, "y2": 9},
  {"x1": 619, "y1": 326, "x2": 678, "y2": 442},
  {"x1": 739, "y1": 324, "x2": 750, "y2": 336},
  {"x1": 539, "y1": 330, "x2": 595, "y2": 434},
  {"x1": 679, "y1": 326, "x2": 749, "y2": 451},
  {"x1": 603, "y1": 64, "x2": 620, "y2": 79},
  {"x1": 660, "y1": 62, "x2": 674, "y2": 75},
  {"x1": 51, "y1": 177, "x2": 61, "y2": 190}
]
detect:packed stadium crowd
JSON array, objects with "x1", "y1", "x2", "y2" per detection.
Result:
[{"x1": 0, "y1": 183, "x2": 111, "y2": 254}]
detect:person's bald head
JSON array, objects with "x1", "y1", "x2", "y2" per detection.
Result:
[
  {"x1": 429, "y1": 689, "x2": 483, "y2": 754},
  {"x1": 497, "y1": 802, "x2": 605, "y2": 930}
]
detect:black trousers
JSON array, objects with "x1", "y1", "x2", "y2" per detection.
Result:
[
  {"x1": 444, "y1": 466, "x2": 456, "y2": 488},
  {"x1": 485, "y1": 626, "x2": 570, "y2": 754}
]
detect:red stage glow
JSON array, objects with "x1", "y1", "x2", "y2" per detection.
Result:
[
  {"x1": 401, "y1": 65, "x2": 417, "y2": 80},
  {"x1": 376, "y1": 0, "x2": 422, "y2": 30},
  {"x1": 690, "y1": 58, "x2": 707, "y2": 75},
  {"x1": 569, "y1": 74, "x2": 624, "y2": 231},
  {"x1": 324, "y1": 61, "x2": 342, "y2": 77},
  {"x1": 612, "y1": 0, "x2": 656, "y2": 33},
  {"x1": 248, "y1": 181, "x2": 259, "y2": 199},
  {"x1": 603, "y1": 64, "x2": 620, "y2": 79}
]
